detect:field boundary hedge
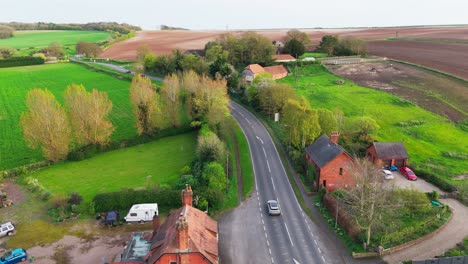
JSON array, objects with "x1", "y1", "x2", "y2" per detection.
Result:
[
  {"x1": 389, "y1": 59, "x2": 468, "y2": 83},
  {"x1": 0, "y1": 56, "x2": 45, "y2": 68}
]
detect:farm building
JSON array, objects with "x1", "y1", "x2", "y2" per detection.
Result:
[
  {"x1": 305, "y1": 132, "x2": 354, "y2": 191},
  {"x1": 114, "y1": 185, "x2": 218, "y2": 264},
  {"x1": 272, "y1": 54, "x2": 296, "y2": 62},
  {"x1": 366, "y1": 142, "x2": 408, "y2": 168},
  {"x1": 242, "y1": 64, "x2": 288, "y2": 82}
]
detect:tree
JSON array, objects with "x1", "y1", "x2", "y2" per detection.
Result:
[
  {"x1": 0, "y1": 47, "x2": 17, "y2": 59},
  {"x1": 283, "y1": 38, "x2": 306, "y2": 58},
  {"x1": 354, "y1": 116, "x2": 379, "y2": 137},
  {"x1": 317, "y1": 108, "x2": 338, "y2": 136},
  {"x1": 315, "y1": 35, "x2": 339, "y2": 55},
  {"x1": 283, "y1": 97, "x2": 320, "y2": 148},
  {"x1": 284, "y1": 29, "x2": 311, "y2": 48},
  {"x1": 196, "y1": 130, "x2": 226, "y2": 163},
  {"x1": 136, "y1": 44, "x2": 152, "y2": 64},
  {"x1": 45, "y1": 42, "x2": 64, "y2": 58},
  {"x1": 64, "y1": 84, "x2": 114, "y2": 146},
  {"x1": 129, "y1": 75, "x2": 160, "y2": 135},
  {"x1": 258, "y1": 83, "x2": 295, "y2": 118},
  {"x1": 336, "y1": 158, "x2": 395, "y2": 246},
  {"x1": 160, "y1": 74, "x2": 181, "y2": 127},
  {"x1": 76, "y1": 41, "x2": 102, "y2": 58},
  {"x1": 202, "y1": 162, "x2": 226, "y2": 192},
  {"x1": 0, "y1": 25, "x2": 14, "y2": 39},
  {"x1": 181, "y1": 54, "x2": 208, "y2": 75},
  {"x1": 20, "y1": 89, "x2": 71, "y2": 162},
  {"x1": 334, "y1": 37, "x2": 367, "y2": 56}
]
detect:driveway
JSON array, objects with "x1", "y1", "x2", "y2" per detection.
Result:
[{"x1": 383, "y1": 171, "x2": 468, "y2": 263}]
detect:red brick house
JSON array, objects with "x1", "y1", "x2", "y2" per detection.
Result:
[
  {"x1": 113, "y1": 185, "x2": 218, "y2": 264},
  {"x1": 366, "y1": 142, "x2": 408, "y2": 168},
  {"x1": 272, "y1": 54, "x2": 296, "y2": 62},
  {"x1": 242, "y1": 64, "x2": 288, "y2": 82},
  {"x1": 305, "y1": 132, "x2": 354, "y2": 191}
]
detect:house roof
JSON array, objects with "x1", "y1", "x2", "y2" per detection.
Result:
[
  {"x1": 264, "y1": 65, "x2": 288, "y2": 76},
  {"x1": 372, "y1": 142, "x2": 408, "y2": 159},
  {"x1": 305, "y1": 134, "x2": 347, "y2": 168},
  {"x1": 272, "y1": 54, "x2": 296, "y2": 61},
  {"x1": 244, "y1": 64, "x2": 265, "y2": 74},
  {"x1": 147, "y1": 205, "x2": 218, "y2": 264}
]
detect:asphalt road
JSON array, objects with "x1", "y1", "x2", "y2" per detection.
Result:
[{"x1": 220, "y1": 102, "x2": 332, "y2": 264}]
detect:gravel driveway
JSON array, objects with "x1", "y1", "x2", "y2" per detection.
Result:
[{"x1": 383, "y1": 171, "x2": 468, "y2": 263}]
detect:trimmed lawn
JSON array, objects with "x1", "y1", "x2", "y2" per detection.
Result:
[
  {"x1": 278, "y1": 65, "x2": 468, "y2": 183},
  {"x1": 30, "y1": 132, "x2": 197, "y2": 201},
  {"x1": 0, "y1": 63, "x2": 136, "y2": 169},
  {"x1": 234, "y1": 123, "x2": 254, "y2": 199},
  {"x1": 299, "y1": 52, "x2": 328, "y2": 59},
  {"x1": 0, "y1": 30, "x2": 112, "y2": 56}
]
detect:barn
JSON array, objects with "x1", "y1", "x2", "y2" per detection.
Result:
[{"x1": 366, "y1": 142, "x2": 408, "y2": 168}]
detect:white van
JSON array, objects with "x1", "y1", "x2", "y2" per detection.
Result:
[{"x1": 124, "y1": 203, "x2": 158, "y2": 223}]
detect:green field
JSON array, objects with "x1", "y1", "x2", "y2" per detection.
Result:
[
  {"x1": 0, "y1": 63, "x2": 136, "y2": 169},
  {"x1": 299, "y1": 52, "x2": 328, "y2": 59},
  {"x1": 279, "y1": 65, "x2": 467, "y2": 183},
  {"x1": 30, "y1": 132, "x2": 196, "y2": 201},
  {"x1": 0, "y1": 30, "x2": 112, "y2": 49}
]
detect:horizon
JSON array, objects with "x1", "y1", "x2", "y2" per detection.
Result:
[{"x1": 3, "y1": 0, "x2": 468, "y2": 30}]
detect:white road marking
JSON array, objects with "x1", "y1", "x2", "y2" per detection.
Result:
[
  {"x1": 267, "y1": 240, "x2": 269, "y2": 247},
  {"x1": 271, "y1": 178, "x2": 276, "y2": 191},
  {"x1": 271, "y1": 257, "x2": 274, "y2": 263},
  {"x1": 269, "y1": 248, "x2": 272, "y2": 255},
  {"x1": 246, "y1": 118, "x2": 251, "y2": 124},
  {"x1": 256, "y1": 136, "x2": 264, "y2": 144},
  {"x1": 266, "y1": 160, "x2": 271, "y2": 172},
  {"x1": 318, "y1": 248, "x2": 322, "y2": 254},
  {"x1": 321, "y1": 256, "x2": 326, "y2": 262},
  {"x1": 263, "y1": 226, "x2": 266, "y2": 231},
  {"x1": 262, "y1": 219, "x2": 264, "y2": 225},
  {"x1": 293, "y1": 258, "x2": 301, "y2": 264},
  {"x1": 284, "y1": 223, "x2": 294, "y2": 247},
  {"x1": 314, "y1": 239, "x2": 318, "y2": 245},
  {"x1": 239, "y1": 112, "x2": 245, "y2": 117},
  {"x1": 262, "y1": 147, "x2": 268, "y2": 158}
]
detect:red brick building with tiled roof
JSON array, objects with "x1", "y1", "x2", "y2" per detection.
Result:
[{"x1": 242, "y1": 64, "x2": 288, "y2": 82}]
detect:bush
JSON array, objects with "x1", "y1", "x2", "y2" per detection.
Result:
[
  {"x1": 92, "y1": 189, "x2": 181, "y2": 213},
  {"x1": 0, "y1": 56, "x2": 45, "y2": 68},
  {"x1": 68, "y1": 192, "x2": 83, "y2": 205}
]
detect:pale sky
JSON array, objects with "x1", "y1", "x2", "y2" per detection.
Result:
[{"x1": 2, "y1": 0, "x2": 467, "y2": 30}]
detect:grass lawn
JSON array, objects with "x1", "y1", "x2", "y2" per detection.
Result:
[
  {"x1": 0, "y1": 63, "x2": 136, "y2": 169},
  {"x1": 0, "y1": 30, "x2": 112, "y2": 56},
  {"x1": 29, "y1": 132, "x2": 196, "y2": 201},
  {"x1": 299, "y1": 52, "x2": 328, "y2": 59},
  {"x1": 234, "y1": 122, "x2": 254, "y2": 199},
  {"x1": 278, "y1": 65, "x2": 467, "y2": 183}
]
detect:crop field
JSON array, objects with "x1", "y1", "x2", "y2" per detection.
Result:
[
  {"x1": 0, "y1": 63, "x2": 136, "y2": 169},
  {"x1": 30, "y1": 132, "x2": 196, "y2": 201},
  {"x1": 279, "y1": 65, "x2": 467, "y2": 184},
  {"x1": 0, "y1": 30, "x2": 112, "y2": 56}
]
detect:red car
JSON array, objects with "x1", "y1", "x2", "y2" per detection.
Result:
[{"x1": 399, "y1": 166, "x2": 417, "y2": 181}]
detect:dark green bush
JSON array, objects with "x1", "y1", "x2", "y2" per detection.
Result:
[
  {"x1": 92, "y1": 189, "x2": 181, "y2": 213},
  {"x1": 0, "y1": 56, "x2": 45, "y2": 68}
]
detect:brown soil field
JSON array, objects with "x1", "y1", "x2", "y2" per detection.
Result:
[
  {"x1": 367, "y1": 40, "x2": 468, "y2": 80},
  {"x1": 100, "y1": 26, "x2": 468, "y2": 60},
  {"x1": 329, "y1": 61, "x2": 468, "y2": 122}
]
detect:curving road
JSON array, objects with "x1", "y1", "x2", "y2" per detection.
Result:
[{"x1": 220, "y1": 102, "x2": 331, "y2": 264}]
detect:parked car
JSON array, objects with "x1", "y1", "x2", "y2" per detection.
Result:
[
  {"x1": 125, "y1": 70, "x2": 131, "y2": 74},
  {"x1": 266, "y1": 200, "x2": 281, "y2": 216},
  {"x1": 399, "y1": 166, "x2": 418, "y2": 181},
  {"x1": 0, "y1": 248, "x2": 27, "y2": 264},
  {"x1": 0, "y1": 222, "x2": 15, "y2": 238},
  {"x1": 381, "y1": 169, "x2": 394, "y2": 180}
]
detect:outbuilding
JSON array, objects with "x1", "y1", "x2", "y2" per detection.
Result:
[{"x1": 366, "y1": 142, "x2": 408, "y2": 168}]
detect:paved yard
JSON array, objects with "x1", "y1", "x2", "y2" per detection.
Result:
[{"x1": 383, "y1": 171, "x2": 468, "y2": 264}]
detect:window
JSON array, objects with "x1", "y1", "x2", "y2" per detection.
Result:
[
  {"x1": 130, "y1": 213, "x2": 137, "y2": 217},
  {"x1": 170, "y1": 262, "x2": 177, "y2": 264},
  {"x1": 339, "y1": 168, "x2": 343, "y2": 175}
]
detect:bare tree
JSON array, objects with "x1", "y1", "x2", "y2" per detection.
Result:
[
  {"x1": 337, "y1": 158, "x2": 394, "y2": 247},
  {"x1": 20, "y1": 89, "x2": 71, "y2": 162}
]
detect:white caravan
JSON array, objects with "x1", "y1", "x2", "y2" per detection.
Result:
[{"x1": 124, "y1": 203, "x2": 158, "y2": 223}]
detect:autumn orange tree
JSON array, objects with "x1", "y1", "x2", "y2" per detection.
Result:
[
  {"x1": 64, "y1": 84, "x2": 114, "y2": 146},
  {"x1": 20, "y1": 89, "x2": 71, "y2": 162},
  {"x1": 160, "y1": 73, "x2": 181, "y2": 127},
  {"x1": 129, "y1": 75, "x2": 161, "y2": 135}
]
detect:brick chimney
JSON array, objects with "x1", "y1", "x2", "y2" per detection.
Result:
[
  {"x1": 181, "y1": 184, "x2": 193, "y2": 207},
  {"x1": 176, "y1": 215, "x2": 189, "y2": 251},
  {"x1": 151, "y1": 212, "x2": 160, "y2": 238},
  {"x1": 330, "y1": 131, "x2": 339, "y2": 145}
]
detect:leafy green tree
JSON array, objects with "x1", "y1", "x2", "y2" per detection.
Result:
[
  {"x1": 355, "y1": 116, "x2": 380, "y2": 136},
  {"x1": 181, "y1": 54, "x2": 208, "y2": 75},
  {"x1": 283, "y1": 97, "x2": 320, "y2": 148},
  {"x1": 196, "y1": 131, "x2": 226, "y2": 163},
  {"x1": 284, "y1": 29, "x2": 311, "y2": 47},
  {"x1": 315, "y1": 35, "x2": 339, "y2": 55},
  {"x1": 317, "y1": 108, "x2": 338, "y2": 136},
  {"x1": 76, "y1": 41, "x2": 102, "y2": 58},
  {"x1": 283, "y1": 38, "x2": 306, "y2": 58},
  {"x1": 202, "y1": 162, "x2": 226, "y2": 192}
]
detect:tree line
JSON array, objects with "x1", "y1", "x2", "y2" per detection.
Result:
[
  {"x1": 0, "y1": 22, "x2": 140, "y2": 35},
  {"x1": 0, "y1": 25, "x2": 14, "y2": 39}
]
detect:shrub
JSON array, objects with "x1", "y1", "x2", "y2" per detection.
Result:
[
  {"x1": 92, "y1": 189, "x2": 180, "y2": 213},
  {"x1": 68, "y1": 192, "x2": 83, "y2": 205},
  {"x1": 0, "y1": 56, "x2": 45, "y2": 68},
  {"x1": 50, "y1": 195, "x2": 68, "y2": 210},
  {"x1": 40, "y1": 191, "x2": 51, "y2": 201},
  {"x1": 174, "y1": 175, "x2": 199, "y2": 190}
]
